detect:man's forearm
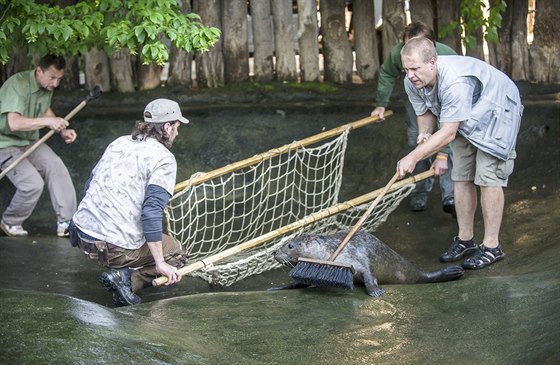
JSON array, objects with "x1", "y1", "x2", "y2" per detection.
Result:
[
  {"x1": 147, "y1": 241, "x2": 165, "y2": 265},
  {"x1": 7, "y1": 110, "x2": 64, "y2": 132},
  {"x1": 414, "y1": 123, "x2": 458, "y2": 161},
  {"x1": 7, "y1": 113, "x2": 48, "y2": 131},
  {"x1": 417, "y1": 112, "x2": 437, "y2": 134}
]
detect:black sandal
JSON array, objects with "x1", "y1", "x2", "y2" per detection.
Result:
[
  {"x1": 462, "y1": 244, "x2": 505, "y2": 270},
  {"x1": 440, "y1": 236, "x2": 477, "y2": 262}
]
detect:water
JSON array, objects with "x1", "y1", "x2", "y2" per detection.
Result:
[{"x1": 0, "y1": 84, "x2": 558, "y2": 364}]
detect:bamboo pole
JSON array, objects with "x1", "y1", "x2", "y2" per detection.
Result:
[
  {"x1": 154, "y1": 167, "x2": 433, "y2": 286},
  {"x1": 174, "y1": 112, "x2": 392, "y2": 192}
]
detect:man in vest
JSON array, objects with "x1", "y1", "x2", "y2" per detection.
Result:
[
  {"x1": 397, "y1": 37, "x2": 522, "y2": 269},
  {"x1": 371, "y1": 22, "x2": 456, "y2": 216}
]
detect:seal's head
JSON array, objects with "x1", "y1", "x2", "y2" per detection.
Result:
[{"x1": 274, "y1": 234, "x2": 334, "y2": 267}]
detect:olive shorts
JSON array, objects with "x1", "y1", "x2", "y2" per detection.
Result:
[{"x1": 451, "y1": 135, "x2": 515, "y2": 187}]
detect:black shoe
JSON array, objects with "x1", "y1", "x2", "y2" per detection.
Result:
[
  {"x1": 99, "y1": 268, "x2": 141, "y2": 307},
  {"x1": 462, "y1": 244, "x2": 505, "y2": 269},
  {"x1": 410, "y1": 193, "x2": 428, "y2": 211},
  {"x1": 442, "y1": 197, "x2": 456, "y2": 219},
  {"x1": 440, "y1": 236, "x2": 478, "y2": 262}
]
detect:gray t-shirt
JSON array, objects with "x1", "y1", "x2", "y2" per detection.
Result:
[
  {"x1": 73, "y1": 135, "x2": 177, "y2": 249},
  {"x1": 406, "y1": 74, "x2": 481, "y2": 124}
]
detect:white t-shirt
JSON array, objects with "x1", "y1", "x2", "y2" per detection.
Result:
[{"x1": 73, "y1": 135, "x2": 177, "y2": 249}]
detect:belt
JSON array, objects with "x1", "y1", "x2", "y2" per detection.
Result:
[{"x1": 77, "y1": 235, "x2": 109, "y2": 260}]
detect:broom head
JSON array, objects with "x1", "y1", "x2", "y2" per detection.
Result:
[{"x1": 289, "y1": 257, "x2": 355, "y2": 290}]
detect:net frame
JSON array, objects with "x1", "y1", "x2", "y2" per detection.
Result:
[
  {"x1": 159, "y1": 112, "x2": 435, "y2": 287},
  {"x1": 157, "y1": 170, "x2": 433, "y2": 287}
]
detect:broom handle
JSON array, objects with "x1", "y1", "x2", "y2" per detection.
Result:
[
  {"x1": 328, "y1": 171, "x2": 400, "y2": 261},
  {"x1": 0, "y1": 86, "x2": 102, "y2": 180}
]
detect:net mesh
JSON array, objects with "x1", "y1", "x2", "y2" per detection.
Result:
[{"x1": 165, "y1": 122, "x2": 416, "y2": 286}]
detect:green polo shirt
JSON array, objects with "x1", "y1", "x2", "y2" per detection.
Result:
[{"x1": 0, "y1": 70, "x2": 53, "y2": 148}]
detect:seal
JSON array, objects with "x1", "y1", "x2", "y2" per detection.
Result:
[{"x1": 272, "y1": 231, "x2": 465, "y2": 297}]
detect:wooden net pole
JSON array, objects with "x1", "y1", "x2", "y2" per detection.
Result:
[{"x1": 174, "y1": 112, "x2": 392, "y2": 193}]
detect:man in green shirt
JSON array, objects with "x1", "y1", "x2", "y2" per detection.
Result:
[
  {"x1": 371, "y1": 22, "x2": 456, "y2": 217},
  {"x1": 0, "y1": 55, "x2": 77, "y2": 237}
]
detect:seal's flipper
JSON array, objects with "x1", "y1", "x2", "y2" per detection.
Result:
[
  {"x1": 423, "y1": 265, "x2": 465, "y2": 283},
  {"x1": 367, "y1": 286, "x2": 385, "y2": 297}
]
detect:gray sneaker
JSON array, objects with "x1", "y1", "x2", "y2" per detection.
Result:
[
  {"x1": 1, "y1": 219, "x2": 28, "y2": 237},
  {"x1": 57, "y1": 221, "x2": 70, "y2": 237}
]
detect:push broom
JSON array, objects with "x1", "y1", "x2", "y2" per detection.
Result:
[{"x1": 288, "y1": 171, "x2": 401, "y2": 289}]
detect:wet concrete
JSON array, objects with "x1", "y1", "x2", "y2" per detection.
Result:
[{"x1": 0, "y1": 82, "x2": 559, "y2": 364}]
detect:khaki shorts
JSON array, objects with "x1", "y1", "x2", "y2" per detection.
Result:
[{"x1": 451, "y1": 135, "x2": 515, "y2": 187}]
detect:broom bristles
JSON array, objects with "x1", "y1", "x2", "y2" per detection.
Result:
[{"x1": 289, "y1": 258, "x2": 355, "y2": 290}]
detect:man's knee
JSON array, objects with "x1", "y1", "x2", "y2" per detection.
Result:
[{"x1": 19, "y1": 175, "x2": 44, "y2": 197}]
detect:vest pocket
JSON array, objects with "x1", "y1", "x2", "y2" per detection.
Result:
[
  {"x1": 463, "y1": 98, "x2": 511, "y2": 150},
  {"x1": 485, "y1": 108, "x2": 509, "y2": 149},
  {"x1": 489, "y1": 94, "x2": 520, "y2": 149},
  {"x1": 460, "y1": 99, "x2": 497, "y2": 142}
]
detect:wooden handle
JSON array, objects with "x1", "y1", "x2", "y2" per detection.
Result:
[
  {"x1": 328, "y1": 171, "x2": 400, "y2": 261},
  {"x1": 0, "y1": 86, "x2": 102, "y2": 180},
  {"x1": 152, "y1": 168, "x2": 433, "y2": 287}
]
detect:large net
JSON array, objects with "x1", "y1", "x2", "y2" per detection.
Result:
[{"x1": 164, "y1": 114, "x2": 429, "y2": 286}]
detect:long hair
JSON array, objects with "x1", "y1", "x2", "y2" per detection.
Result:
[{"x1": 131, "y1": 119, "x2": 173, "y2": 149}]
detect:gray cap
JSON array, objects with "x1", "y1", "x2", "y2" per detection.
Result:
[{"x1": 143, "y1": 98, "x2": 189, "y2": 124}]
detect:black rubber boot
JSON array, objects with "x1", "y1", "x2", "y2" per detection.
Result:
[
  {"x1": 99, "y1": 268, "x2": 141, "y2": 306},
  {"x1": 442, "y1": 196, "x2": 456, "y2": 219},
  {"x1": 410, "y1": 192, "x2": 428, "y2": 211}
]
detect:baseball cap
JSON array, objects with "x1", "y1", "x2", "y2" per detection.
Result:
[{"x1": 143, "y1": 98, "x2": 189, "y2": 124}]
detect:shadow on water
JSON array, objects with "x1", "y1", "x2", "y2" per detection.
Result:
[{"x1": 0, "y1": 83, "x2": 559, "y2": 364}]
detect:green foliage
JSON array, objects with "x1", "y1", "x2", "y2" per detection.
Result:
[
  {"x1": 439, "y1": 0, "x2": 507, "y2": 49},
  {"x1": 0, "y1": 0, "x2": 221, "y2": 65},
  {"x1": 288, "y1": 82, "x2": 338, "y2": 93}
]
